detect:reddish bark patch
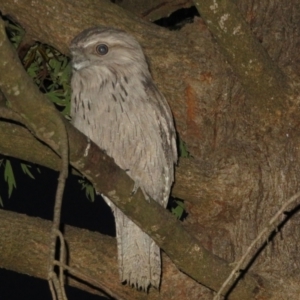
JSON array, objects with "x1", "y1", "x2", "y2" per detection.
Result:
[
  {"x1": 185, "y1": 85, "x2": 202, "y2": 141},
  {"x1": 200, "y1": 71, "x2": 213, "y2": 84}
]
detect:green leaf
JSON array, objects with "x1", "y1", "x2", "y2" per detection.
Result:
[
  {"x1": 171, "y1": 206, "x2": 184, "y2": 219},
  {"x1": 49, "y1": 57, "x2": 60, "y2": 73},
  {"x1": 85, "y1": 184, "x2": 95, "y2": 202},
  {"x1": 6, "y1": 21, "x2": 25, "y2": 48},
  {"x1": 175, "y1": 200, "x2": 185, "y2": 208},
  {"x1": 46, "y1": 91, "x2": 64, "y2": 104},
  {"x1": 59, "y1": 61, "x2": 71, "y2": 84},
  {"x1": 171, "y1": 200, "x2": 185, "y2": 219},
  {"x1": 26, "y1": 61, "x2": 40, "y2": 79},
  {"x1": 21, "y1": 163, "x2": 35, "y2": 179},
  {"x1": 4, "y1": 160, "x2": 16, "y2": 198},
  {"x1": 62, "y1": 101, "x2": 71, "y2": 117},
  {"x1": 179, "y1": 138, "x2": 190, "y2": 158},
  {"x1": 79, "y1": 179, "x2": 95, "y2": 202}
]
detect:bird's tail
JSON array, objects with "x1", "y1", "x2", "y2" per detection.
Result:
[{"x1": 105, "y1": 197, "x2": 161, "y2": 291}]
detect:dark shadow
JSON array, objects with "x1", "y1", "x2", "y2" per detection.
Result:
[{"x1": 154, "y1": 6, "x2": 200, "y2": 30}]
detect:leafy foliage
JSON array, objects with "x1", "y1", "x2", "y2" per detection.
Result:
[
  {"x1": 78, "y1": 179, "x2": 96, "y2": 202},
  {"x1": 5, "y1": 21, "x2": 25, "y2": 48},
  {"x1": 3, "y1": 159, "x2": 16, "y2": 198},
  {"x1": 23, "y1": 43, "x2": 71, "y2": 117},
  {"x1": 178, "y1": 137, "x2": 190, "y2": 158},
  {"x1": 20, "y1": 163, "x2": 40, "y2": 179},
  {"x1": 6, "y1": 19, "x2": 72, "y2": 118},
  {"x1": 168, "y1": 198, "x2": 186, "y2": 220},
  {"x1": 0, "y1": 20, "x2": 72, "y2": 204},
  {"x1": 0, "y1": 157, "x2": 39, "y2": 206}
]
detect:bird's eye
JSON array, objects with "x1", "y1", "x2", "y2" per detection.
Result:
[{"x1": 96, "y1": 44, "x2": 109, "y2": 55}]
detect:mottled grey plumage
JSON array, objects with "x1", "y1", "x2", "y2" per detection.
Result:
[{"x1": 70, "y1": 27, "x2": 177, "y2": 290}]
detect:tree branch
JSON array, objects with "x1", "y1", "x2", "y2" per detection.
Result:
[
  {"x1": 193, "y1": 0, "x2": 291, "y2": 115},
  {"x1": 0, "y1": 121, "x2": 60, "y2": 171},
  {"x1": 0, "y1": 209, "x2": 209, "y2": 300}
]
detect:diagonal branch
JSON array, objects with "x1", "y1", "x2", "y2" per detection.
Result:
[{"x1": 193, "y1": 0, "x2": 291, "y2": 114}]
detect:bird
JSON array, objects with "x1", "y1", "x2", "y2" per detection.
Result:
[{"x1": 70, "y1": 26, "x2": 177, "y2": 291}]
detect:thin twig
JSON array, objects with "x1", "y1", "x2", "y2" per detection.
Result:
[
  {"x1": 50, "y1": 272, "x2": 64, "y2": 300},
  {"x1": 214, "y1": 191, "x2": 300, "y2": 299},
  {"x1": 48, "y1": 116, "x2": 69, "y2": 300},
  {"x1": 56, "y1": 229, "x2": 68, "y2": 300},
  {"x1": 48, "y1": 279, "x2": 57, "y2": 300}
]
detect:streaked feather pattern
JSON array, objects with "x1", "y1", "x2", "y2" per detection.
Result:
[{"x1": 70, "y1": 27, "x2": 177, "y2": 290}]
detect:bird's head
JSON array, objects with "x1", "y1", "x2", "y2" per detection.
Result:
[{"x1": 70, "y1": 27, "x2": 148, "y2": 73}]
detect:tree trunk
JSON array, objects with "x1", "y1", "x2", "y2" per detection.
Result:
[{"x1": 1, "y1": 0, "x2": 300, "y2": 299}]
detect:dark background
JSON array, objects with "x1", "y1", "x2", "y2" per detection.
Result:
[{"x1": 0, "y1": 160, "x2": 115, "y2": 300}]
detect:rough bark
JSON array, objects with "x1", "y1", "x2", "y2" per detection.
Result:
[
  {"x1": 0, "y1": 209, "x2": 214, "y2": 300},
  {"x1": 194, "y1": 0, "x2": 290, "y2": 114},
  {"x1": 1, "y1": 0, "x2": 300, "y2": 299}
]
